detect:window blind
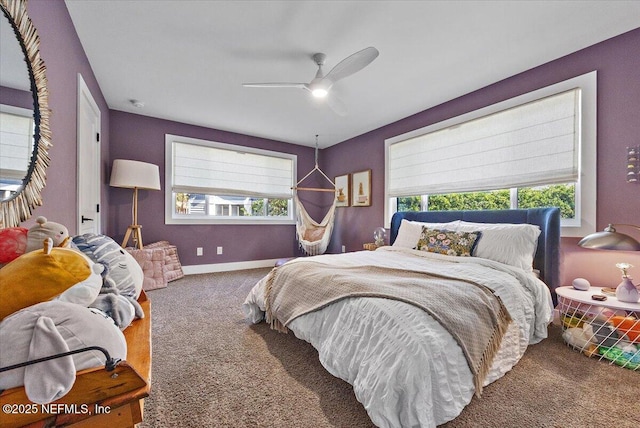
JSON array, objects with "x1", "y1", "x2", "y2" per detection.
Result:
[
  {"x1": 0, "y1": 111, "x2": 33, "y2": 180},
  {"x1": 388, "y1": 89, "x2": 580, "y2": 197},
  {"x1": 172, "y1": 141, "x2": 294, "y2": 199}
]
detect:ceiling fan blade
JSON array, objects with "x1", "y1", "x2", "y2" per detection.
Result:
[
  {"x1": 326, "y1": 93, "x2": 347, "y2": 117},
  {"x1": 242, "y1": 82, "x2": 309, "y2": 90},
  {"x1": 323, "y1": 47, "x2": 379, "y2": 85}
]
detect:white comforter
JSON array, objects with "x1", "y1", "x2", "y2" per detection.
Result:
[{"x1": 243, "y1": 247, "x2": 553, "y2": 427}]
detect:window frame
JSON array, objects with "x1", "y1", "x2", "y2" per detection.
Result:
[
  {"x1": 165, "y1": 134, "x2": 297, "y2": 225},
  {"x1": 385, "y1": 71, "x2": 597, "y2": 237}
]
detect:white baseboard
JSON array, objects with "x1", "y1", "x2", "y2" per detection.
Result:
[{"x1": 182, "y1": 258, "x2": 279, "y2": 275}]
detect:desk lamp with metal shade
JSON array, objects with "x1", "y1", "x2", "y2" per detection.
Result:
[
  {"x1": 578, "y1": 224, "x2": 640, "y2": 302},
  {"x1": 110, "y1": 159, "x2": 161, "y2": 250}
]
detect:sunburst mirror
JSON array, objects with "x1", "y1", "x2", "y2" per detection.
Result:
[{"x1": 0, "y1": 0, "x2": 51, "y2": 227}]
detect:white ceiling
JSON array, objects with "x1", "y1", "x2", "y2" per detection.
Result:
[{"x1": 63, "y1": 1, "x2": 640, "y2": 148}]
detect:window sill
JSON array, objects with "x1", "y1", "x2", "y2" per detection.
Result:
[{"x1": 165, "y1": 217, "x2": 295, "y2": 226}]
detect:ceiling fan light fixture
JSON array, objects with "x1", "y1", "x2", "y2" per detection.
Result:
[{"x1": 312, "y1": 88, "x2": 328, "y2": 98}]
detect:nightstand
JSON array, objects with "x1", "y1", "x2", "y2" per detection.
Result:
[{"x1": 556, "y1": 286, "x2": 640, "y2": 370}]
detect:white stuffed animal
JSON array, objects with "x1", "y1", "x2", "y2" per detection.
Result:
[{"x1": 25, "y1": 216, "x2": 72, "y2": 253}]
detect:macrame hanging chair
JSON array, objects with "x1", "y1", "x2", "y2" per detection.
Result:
[
  {"x1": 293, "y1": 136, "x2": 337, "y2": 256},
  {"x1": 294, "y1": 193, "x2": 337, "y2": 256}
]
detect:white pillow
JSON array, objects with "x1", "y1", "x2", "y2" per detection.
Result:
[
  {"x1": 455, "y1": 221, "x2": 541, "y2": 272},
  {"x1": 393, "y1": 219, "x2": 460, "y2": 249}
]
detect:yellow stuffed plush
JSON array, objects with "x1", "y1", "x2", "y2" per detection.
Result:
[{"x1": 0, "y1": 238, "x2": 103, "y2": 321}]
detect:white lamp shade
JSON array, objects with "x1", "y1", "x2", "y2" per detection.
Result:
[{"x1": 110, "y1": 159, "x2": 161, "y2": 190}]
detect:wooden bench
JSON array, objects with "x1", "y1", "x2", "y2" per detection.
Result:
[{"x1": 0, "y1": 292, "x2": 152, "y2": 428}]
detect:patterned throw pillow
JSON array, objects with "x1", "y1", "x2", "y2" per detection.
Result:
[{"x1": 416, "y1": 227, "x2": 482, "y2": 257}]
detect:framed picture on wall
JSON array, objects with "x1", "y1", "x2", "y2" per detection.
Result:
[
  {"x1": 351, "y1": 169, "x2": 371, "y2": 207},
  {"x1": 334, "y1": 174, "x2": 350, "y2": 207}
]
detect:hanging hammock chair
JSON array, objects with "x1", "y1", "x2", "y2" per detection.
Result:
[
  {"x1": 293, "y1": 136, "x2": 337, "y2": 256},
  {"x1": 294, "y1": 193, "x2": 337, "y2": 256}
]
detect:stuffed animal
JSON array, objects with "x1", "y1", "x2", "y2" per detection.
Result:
[
  {"x1": 582, "y1": 319, "x2": 620, "y2": 348},
  {"x1": 73, "y1": 233, "x2": 143, "y2": 300},
  {"x1": 0, "y1": 300, "x2": 127, "y2": 404},
  {"x1": 89, "y1": 282, "x2": 144, "y2": 330},
  {"x1": 562, "y1": 327, "x2": 592, "y2": 350},
  {"x1": 0, "y1": 226, "x2": 28, "y2": 264},
  {"x1": 610, "y1": 316, "x2": 640, "y2": 342},
  {"x1": 25, "y1": 216, "x2": 71, "y2": 253},
  {"x1": 0, "y1": 238, "x2": 103, "y2": 321},
  {"x1": 600, "y1": 344, "x2": 640, "y2": 370}
]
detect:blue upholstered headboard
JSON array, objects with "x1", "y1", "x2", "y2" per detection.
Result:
[{"x1": 390, "y1": 208, "x2": 561, "y2": 295}]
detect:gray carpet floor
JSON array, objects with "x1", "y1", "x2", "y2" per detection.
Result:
[{"x1": 139, "y1": 269, "x2": 639, "y2": 428}]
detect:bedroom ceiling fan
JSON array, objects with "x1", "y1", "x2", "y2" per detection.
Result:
[{"x1": 242, "y1": 46, "x2": 379, "y2": 116}]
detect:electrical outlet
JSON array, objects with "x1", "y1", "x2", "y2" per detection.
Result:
[
  {"x1": 196, "y1": 247, "x2": 203, "y2": 256},
  {"x1": 217, "y1": 246, "x2": 223, "y2": 255},
  {"x1": 341, "y1": 245, "x2": 346, "y2": 253}
]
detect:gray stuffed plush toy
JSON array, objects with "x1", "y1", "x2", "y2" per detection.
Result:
[
  {"x1": 72, "y1": 233, "x2": 145, "y2": 330},
  {"x1": 0, "y1": 300, "x2": 127, "y2": 404},
  {"x1": 72, "y1": 233, "x2": 143, "y2": 300},
  {"x1": 89, "y1": 283, "x2": 144, "y2": 330}
]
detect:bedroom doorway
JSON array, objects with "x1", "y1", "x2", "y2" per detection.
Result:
[{"x1": 76, "y1": 73, "x2": 101, "y2": 235}]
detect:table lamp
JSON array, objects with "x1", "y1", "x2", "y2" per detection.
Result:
[
  {"x1": 110, "y1": 159, "x2": 161, "y2": 249},
  {"x1": 578, "y1": 224, "x2": 640, "y2": 251},
  {"x1": 578, "y1": 224, "x2": 640, "y2": 302}
]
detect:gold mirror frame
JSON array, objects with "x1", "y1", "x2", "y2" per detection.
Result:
[{"x1": 0, "y1": 0, "x2": 51, "y2": 227}]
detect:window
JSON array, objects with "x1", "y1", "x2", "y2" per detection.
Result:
[
  {"x1": 396, "y1": 183, "x2": 576, "y2": 218},
  {"x1": 385, "y1": 72, "x2": 596, "y2": 237},
  {"x1": 165, "y1": 135, "x2": 296, "y2": 224},
  {"x1": 0, "y1": 105, "x2": 34, "y2": 197}
]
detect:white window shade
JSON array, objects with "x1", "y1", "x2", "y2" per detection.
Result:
[
  {"x1": 0, "y1": 110, "x2": 33, "y2": 180},
  {"x1": 388, "y1": 89, "x2": 580, "y2": 197},
  {"x1": 172, "y1": 141, "x2": 294, "y2": 199}
]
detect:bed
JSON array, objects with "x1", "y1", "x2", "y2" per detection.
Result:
[{"x1": 243, "y1": 208, "x2": 560, "y2": 427}]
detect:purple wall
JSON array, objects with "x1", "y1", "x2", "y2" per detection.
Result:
[
  {"x1": 323, "y1": 28, "x2": 640, "y2": 287},
  {"x1": 108, "y1": 111, "x2": 318, "y2": 266},
  {"x1": 24, "y1": 0, "x2": 110, "y2": 234},
  {"x1": 0, "y1": 86, "x2": 33, "y2": 110}
]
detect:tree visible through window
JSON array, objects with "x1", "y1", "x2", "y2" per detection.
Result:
[
  {"x1": 242, "y1": 198, "x2": 289, "y2": 217},
  {"x1": 429, "y1": 190, "x2": 510, "y2": 212},
  {"x1": 397, "y1": 183, "x2": 575, "y2": 219},
  {"x1": 517, "y1": 184, "x2": 575, "y2": 219}
]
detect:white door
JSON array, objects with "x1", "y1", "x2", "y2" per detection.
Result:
[{"x1": 77, "y1": 74, "x2": 101, "y2": 235}]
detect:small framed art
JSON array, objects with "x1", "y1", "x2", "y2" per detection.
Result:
[
  {"x1": 351, "y1": 169, "x2": 371, "y2": 207},
  {"x1": 334, "y1": 174, "x2": 350, "y2": 207}
]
